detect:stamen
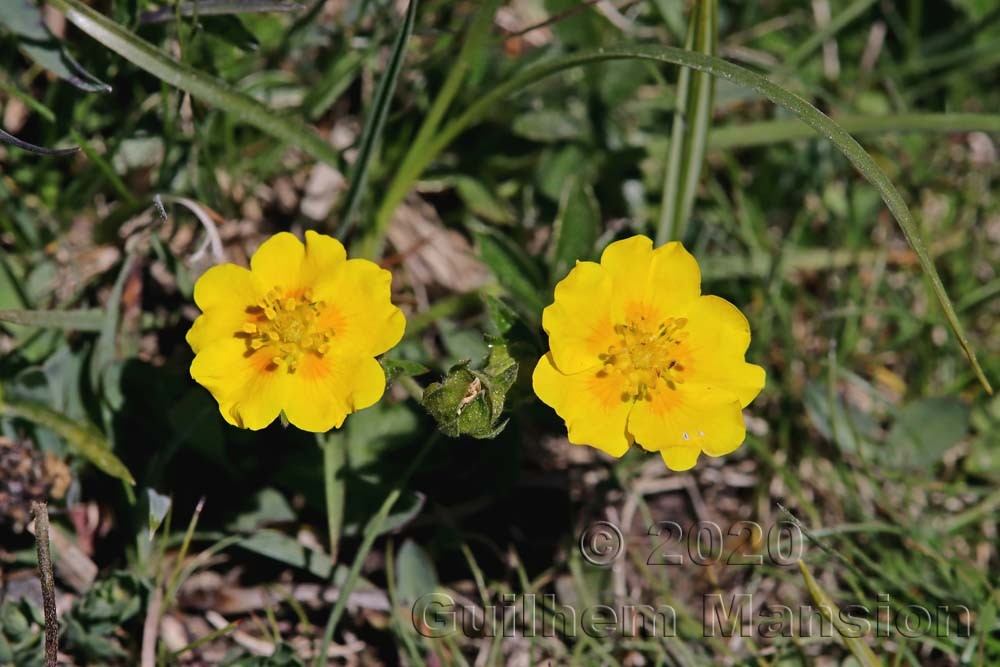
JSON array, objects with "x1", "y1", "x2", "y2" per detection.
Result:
[
  {"x1": 601, "y1": 313, "x2": 689, "y2": 402},
  {"x1": 240, "y1": 288, "x2": 334, "y2": 372}
]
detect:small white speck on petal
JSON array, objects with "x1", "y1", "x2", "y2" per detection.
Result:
[
  {"x1": 682, "y1": 432, "x2": 690, "y2": 441},
  {"x1": 698, "y1": 431, "x2": 705, "y2": 437}
]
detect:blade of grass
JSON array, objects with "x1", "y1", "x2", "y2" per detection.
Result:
[
  {"x1": 48, "y1": 0, "x2": 341, "y2": 169},
  {"x1": 657, "y1": 0, "x2": 717, "y2": 244},
  {"x1": 364, "y1": 43, "x2": 993, "y2": 393},
  {"x1": 314, "y1": 435, "x2": 439, "y2": 667},
  {"x1": 798, "y1": 560, "x2": 882, "y2": 667},
  {"x1": 0, "y1": 308, "x2": 105, "y2": 330},
  {"x1": 360, "y1": 0, "x2": 500, "y2": 257},
  {"x1": 784, "y1": 0, "x2": 878, "y2": 70},
  {"x1": 709, "y1": 113, "x2": 1000, "y2": 149},
  {"x1": 0, "y1": 128, "x2": 79, "y2": 156},
  {"x1": 336, "y1": 0, "x2": 418, "y2": 239},
  {"x1": 140, "y1": 0, "x2": 302, "y2": 24}
]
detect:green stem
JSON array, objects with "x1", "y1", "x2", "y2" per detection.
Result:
[
  {"x1": 314, "y1": 434, "x2": 439, "y2": 666},
  {"x1": 657, "y1": 0, "x2": 716, "y2": 245},
  {"x1": 319, "y1": 432, "x2": 347, "y2": 565}
]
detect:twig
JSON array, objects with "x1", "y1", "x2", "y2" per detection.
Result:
[{"x1": 31, "y1": 501, "x2": 59, "y2": 667}]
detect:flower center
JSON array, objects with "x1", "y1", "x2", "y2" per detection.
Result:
[
  {"x1": 241, "y1": 288, "x2": 334, "y2": 372},
  {"x1": 598, "y1": 316, "x2": 688, "y2": 402}
]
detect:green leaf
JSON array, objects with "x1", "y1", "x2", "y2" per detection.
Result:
[
  {"x1": 657, "y1": 0, "x2": 716, "y2": 244},
  {"x1": 0, "y1": 0, "x2": 112, "y2": 93},
  {"x1": 229, "y1": 488, "x2": 296, "y2": 532},
  {"x1": 512, "y1": 109, "x2": 588, "y2": 142},
  {"x1": 708, "y1": 113, "x2": 1000, "y2": 149},
  {"x1": 370, "y1": 43, "x2": 993, "y2": 393},
  {"x1": 336, "y1": 0, "x2": 418, "y2": 237},
  {"x1": 319, "y1": 432, "x2": 345, "y2": 564},
  {"x1": 199, "y1": 15, "x2": 260, "y2": 52},
  {"x1": 550, "y1": 177, "x2": 600, "y2": 281},
  {"x1": 139, "y1": 0, "x2": 303, "y2": 24},
  {"x1": 473, "y1": 225, "x2": 546, "y2": 319},
  {"x1": 0, "y1": 398, "x2": 135, "y2": 485},
  {"x1": 798, "y1": 561, "x2": 882, "y2": 667},
  {"x1": 238, "y1": 529, "x2": 334, "y2": 579},
  {"x1": 0, "y1": 309, "x2": 104, "y2": 331},
  {"x1": 0, "y1": 129, "x2": 79, "y2": 156},
  {"x1": 48, "y1": 0, "x2": 341, "y2": 170},
  {"x1": 382, "y1": 358, "x2": 430, "y2": 381},
  {"x1": 395, "y1": 540, "x2": 438, "y2": 607},
  {"x1": 454, "y1": 177, "x2": 516, "y2": 225},
  {"x1": 885, "y1": 397, "x2": 970, "y2": 470},
  {"x1": 147, "y1": 489, "x2": 171, "y2": 541}
]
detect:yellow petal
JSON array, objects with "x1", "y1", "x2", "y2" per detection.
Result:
[
  {"x1": 601, "y1": 236, "x2": 701, "y2": 321},
  {"x1": 190, "y1": 337, "x2": 286, "y2": 430},
  {"x1": 188, "y1": 264, "x2": 261, "y2": 354},
  {"x1": 659, "y1": 446, "x2": 701, "y2": 471},
  {"x1": 628, "y1": 385, "x2": 746, "y2": 458},
  {"x1": 314, "y1": 259, "x2": 405, "y2": 357},
  {"x1": 186, "y1": 308, "x2": 243, "y2": 355},
  {"x1": 282, "y1": 354, "x2": 386, "y2": 432},
  {"x1": 681, "y1": 295, "x2": 766, "y2": 407},
  {"x1": 302, "y1": 230, "x2": 347, "y2": 285},
  {"x1": 250, "y1": 232, "x2": 306, "y2": 292},
  {"x1": 532, "y1": 353, "x2": 632, "y2": 457},
  {"x1": 193, "y1": 263, "x2": 261, "y2": 312},
  {"x1": 541, "y1": 261, "x2": 616, "y2": 374}
]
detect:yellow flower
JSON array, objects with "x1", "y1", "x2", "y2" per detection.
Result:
[
  {"x1": 532, "y1": 235, "x2": 765, "y2": 471},
  {"x1": 187, "y1": 231, "x2": 405, "y2": 432}
]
